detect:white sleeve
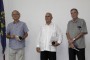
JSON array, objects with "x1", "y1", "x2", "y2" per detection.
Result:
[
  {"x1": 36, "y1": 28, "x2": 42, "y2": 47},
  {"x1": 56, "y1": 25, "x2": 63, "y2": 44}
]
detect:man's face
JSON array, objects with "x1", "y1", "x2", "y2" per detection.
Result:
[
  {"x1": 45, "y1": 14, "x2": 52, "y2": 24},
  {"x1": 12, "y1": 11, "x2": 20, "y2": 20},
  {"x1": 71, "y1": 10, "x2": 78, "y2": 19}
]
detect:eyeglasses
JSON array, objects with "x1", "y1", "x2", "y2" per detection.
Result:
[
  {"x1": 45, "y1": 16, "x2": 50, "y2": 17},
  {"x1": 12, "y1": 14, "x2": 20, "y2": 15}
]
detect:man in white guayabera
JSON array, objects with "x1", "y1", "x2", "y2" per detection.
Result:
[{"x1": 36, "y1": 12, "x2": 63, "y2": 60}]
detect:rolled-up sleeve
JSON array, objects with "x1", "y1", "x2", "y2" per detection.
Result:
[
  {"x1": 66, "y1": 22, "x2": 70, "y2": 33},
  {"x1": 23, "y1": 23, "x2": 29, "y2": 33},
  {"x1": 81, "y1": 20, "x2": 88, "y2": 33}
]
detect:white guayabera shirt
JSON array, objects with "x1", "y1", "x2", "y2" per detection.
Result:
[{"x1": 37, "y1": 23, "x2": 63, "y2": 52}]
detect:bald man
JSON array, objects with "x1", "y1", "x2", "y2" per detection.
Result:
[
  {"x1": 36, "y1": 12, "x2": 62, "y2": 60},
  {"x1": 6, "y1": 10, "x2": 29, "y2": 60}
]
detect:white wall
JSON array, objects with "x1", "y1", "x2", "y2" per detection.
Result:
[{"x1": 3, "y1": 0, "x2": 90, "y2": 60}]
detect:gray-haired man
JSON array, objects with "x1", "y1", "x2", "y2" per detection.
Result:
[
  {"x1": 6, "y1": 10, "x2": 29, "y2": 60},
  {"x1": 66, "y1": 8, "x2": 88, "y2": 60},
  {"x1": 36, "y1": 12, "x2": 62, "y2": 60}
]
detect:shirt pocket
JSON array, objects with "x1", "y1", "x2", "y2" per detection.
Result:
[{"x1": 77, "y1": 24, "x2": 82, "y2": 33}]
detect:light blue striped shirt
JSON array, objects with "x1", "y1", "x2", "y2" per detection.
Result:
[{"x1": 7, "y1": 21, "x2": 29, "y2": 49}]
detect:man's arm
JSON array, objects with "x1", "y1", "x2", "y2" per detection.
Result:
[
  {"x1": 66, "y1": 22, "x2": 74, "y2": 44},
  {"x1": 36, "y1": 30, "x2": 42, "y2": 53},
  {"x1": 66, "y1": 32, "x2": 73, "y2": 44},
  {"x1": 66, "y1": 32, "x2": 72, "y2": 41},
  {"x1": 22, "y1": 32, "x2": 28, "y2": 40},
  {"x1": 6, "y1": 33, "x2": 15, "y2": 39},
  {"x1": 23, "y1": 23, "x2": 29, "y2": 40},
  {"x1": 66, "y1": 32, "x2": 85, "y2": 44},
  {"x1": 73, "y1": 19, "x2": 88, "y2": 41},
  {"x1": 53, "y1": 26, "x2": 62, "y2": 47},
  {"x1": 66, "y1": 32, "x2": 75, "y2": 48},
  {"x1": 74, "y1": 32, "x2": 87, "y2": 41}
]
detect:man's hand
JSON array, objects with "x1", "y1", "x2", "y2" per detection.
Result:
[
  {"x1": 36, "y1": 47, "x2": 41, "y2": 53},
  {"x1": 52, "y1": 41, "x2": 60, "y2": 47},
  {"x1": 69, "y1": 43, "x2": 75, "y2": 48},
  {"x1": 68, "y1": 39, "x2": 74, "y2": 44},
  {"x1": 6, "y1": 34, "x2": 15, "y2": 39},
  {"x1": 10, "y1": 35, "x2": 15, "y2": 39}
]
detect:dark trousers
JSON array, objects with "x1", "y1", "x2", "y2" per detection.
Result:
[
  {"x1": 69, "y1": 48, "x2": 85, "y2": 60},
  {"x1": 40, "y1": 51, "x2": 56, "y2": 60}
]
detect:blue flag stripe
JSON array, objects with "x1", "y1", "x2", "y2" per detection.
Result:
[{"x1": 0, "y1": 0, "x2": 6, "y2": 55}]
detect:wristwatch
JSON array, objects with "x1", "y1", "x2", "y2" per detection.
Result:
[{"x1": 73, "y1": 38, "x2": 76, "y2": 41}]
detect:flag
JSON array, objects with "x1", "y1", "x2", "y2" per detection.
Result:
[{"x1": 0, "y1": 0, "x2": 6, "y2": 60}]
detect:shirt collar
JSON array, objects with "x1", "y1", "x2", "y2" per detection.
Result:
[
  {"x1": 71, "y1": 18, "x2": 79, "y2": 23},
  {"x1": 13, "y1": 20, "x2": 20, "y2": 24},
  {"x1": 45, "y1": 22, "x2": 53, "y2": 26}
]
